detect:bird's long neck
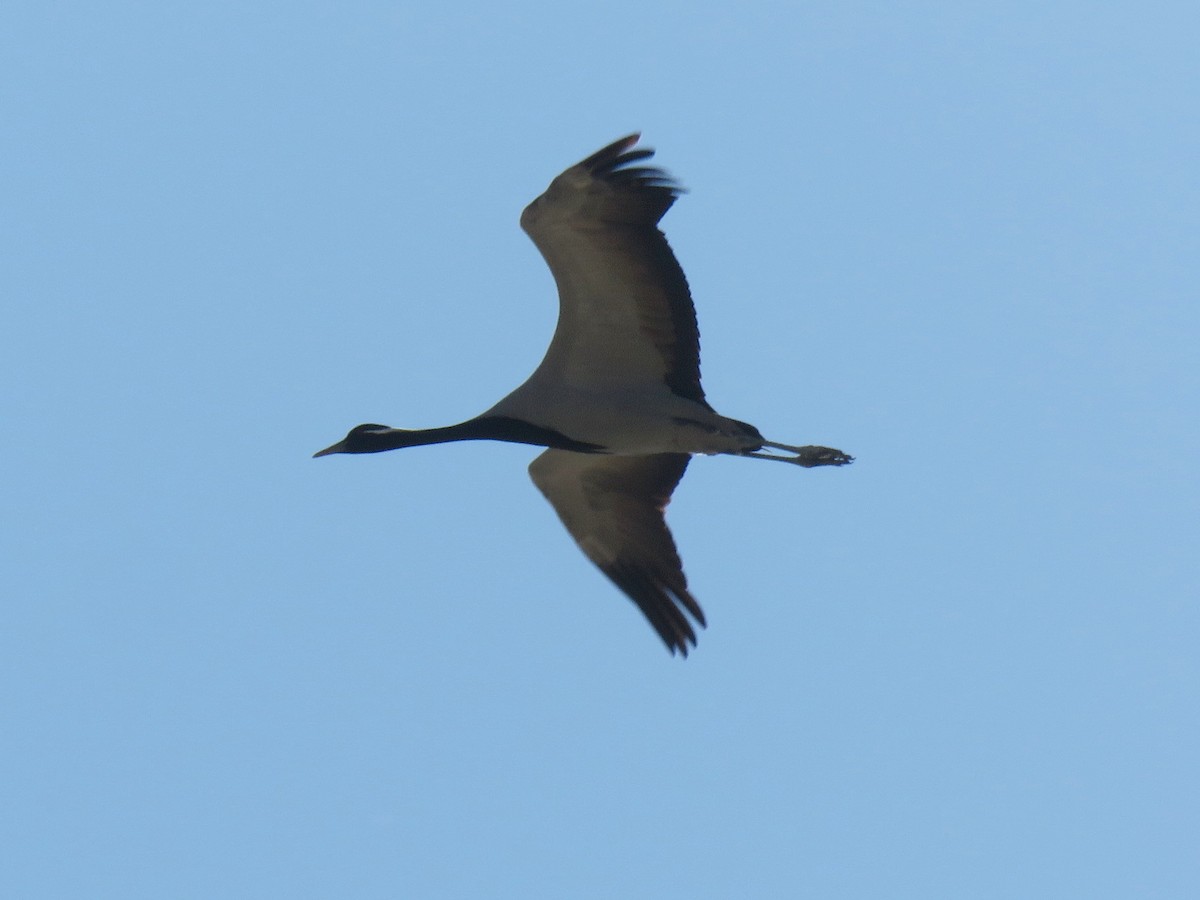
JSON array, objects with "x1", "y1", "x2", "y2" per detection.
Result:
[
  {"x1": 363, "y1": 416, "x2": 606, "y2": 453},
  {"x1": 367, "y1": 420, "x2": 492, "y2": 451}
]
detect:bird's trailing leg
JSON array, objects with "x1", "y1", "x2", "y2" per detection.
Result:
[{"x1": 741, "y1": 442, "x2": 855, "y2": 467}]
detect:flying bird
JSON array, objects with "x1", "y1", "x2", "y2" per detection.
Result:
[{"x1": 315, "y1": 134, "x2": 852, "y2": 655}]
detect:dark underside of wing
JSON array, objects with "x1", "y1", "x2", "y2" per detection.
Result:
[
  {"x1": 521, "y1": 134, "x2": 708, "y2": 407},
  {"x1": 528, "y1": 449, "x2": 706, "y2": 655}
]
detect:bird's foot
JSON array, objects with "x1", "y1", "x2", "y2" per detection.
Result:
[
  {"x1": 787, "y1": 445, "x2": 855, "y2": 468},
  {"x1": 743, "y1": 443, "x2": 854, "y2": 467}
]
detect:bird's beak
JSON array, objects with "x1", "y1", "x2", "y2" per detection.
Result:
[{"x1": 312, "y1": 441, "x2": 346, "y2": 458}]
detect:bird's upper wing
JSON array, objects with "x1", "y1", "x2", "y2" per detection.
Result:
[
  {"x1": 528, "y1": 448, "x2": 705, "y2": 655},
  {"x1": 518, "y1": 134, "x2": 708, "y2": 406}
]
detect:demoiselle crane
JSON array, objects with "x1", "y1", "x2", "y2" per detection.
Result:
[{"x1": 315, "y1": 134, "x2": 852, "y2": 655}]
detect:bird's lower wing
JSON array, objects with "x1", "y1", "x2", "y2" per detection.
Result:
[{"x1": 528, "y1": 449, "x2": 704, "y2": 655}]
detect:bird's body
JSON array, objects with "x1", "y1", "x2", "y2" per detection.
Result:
[
  {"x1": 489, "y1": 384, "x2": 761, "y2": 456},
  {"x1": 316, "y1": 134, "x2": 852, "y2": 655}
]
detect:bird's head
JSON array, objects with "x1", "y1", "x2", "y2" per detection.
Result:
[{"x1": 313, "y1": 424, "x2": 398, "y2": 457}]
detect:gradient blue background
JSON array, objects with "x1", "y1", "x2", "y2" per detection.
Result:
[{"x1": 4, "y1": 2, "x2": 1197, "y2": 897}]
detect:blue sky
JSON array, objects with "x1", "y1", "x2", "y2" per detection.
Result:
[{"x1": 4, "y1": 2, "x2": 1197, "y2": 897}]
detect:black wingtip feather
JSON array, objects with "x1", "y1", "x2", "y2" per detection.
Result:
[
  {"x1": 603, "y1": 561, "x2": 705, "y2": 657},
  {"x1": 578, "y1": 135, "x2": 684, "y2": 198},
  {"x1": 578, "y1": 133, "x2": 641, "y2": 170}
]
